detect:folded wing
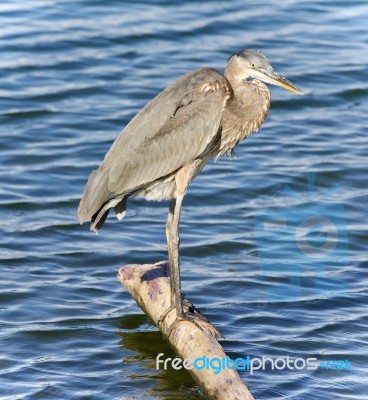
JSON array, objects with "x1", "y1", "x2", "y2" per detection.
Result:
[{"x1": 77, "y1": 67, "x2": 232, "y2": 225}]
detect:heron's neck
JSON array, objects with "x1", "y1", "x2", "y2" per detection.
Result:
[
  {"x1": 235, "y1": 79, "x2": 271, "y2": 123},
  {"x1": 224, "y1": 64, "x2": 271, "y2": 127},
  {"x1": 218, "y1": 75, "x2": 271, "y2": 157}
]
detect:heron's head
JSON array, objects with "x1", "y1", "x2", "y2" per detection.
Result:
[{"x1": 226, "y1": 49, "x2": 303, "y2": 94}]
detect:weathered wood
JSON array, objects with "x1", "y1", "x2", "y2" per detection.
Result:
[{"x1": 117, "y1": 261, "x2": 255, "y2": 400}]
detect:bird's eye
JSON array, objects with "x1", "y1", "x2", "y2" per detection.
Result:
[{"x1": 250, "y1": 63, "x2": 256, "y2": 68}]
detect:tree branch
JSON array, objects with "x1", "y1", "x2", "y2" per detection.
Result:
[{"x1": 117, "y1": 261, "x2": 255, "y2": 400}]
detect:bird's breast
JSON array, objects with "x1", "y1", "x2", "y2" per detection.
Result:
[{"x1": 218, "y1": 81, "x2": 271, "y2": 157}]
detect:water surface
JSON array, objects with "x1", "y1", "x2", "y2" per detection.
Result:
[{"x1": 0, "y1": 0, "x2": 367, "y2": 399}]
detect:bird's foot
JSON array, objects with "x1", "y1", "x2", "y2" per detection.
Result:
[
  {"x1": 175, "y1": 300, "x2": 224, "y2": 339},
  {"x1": 158, "y1": 297, "x2": 224, "y2": 340}
]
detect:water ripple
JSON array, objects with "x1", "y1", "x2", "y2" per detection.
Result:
[{"x1": 0, "y1": 0, "x2": 367, "y2": 399}]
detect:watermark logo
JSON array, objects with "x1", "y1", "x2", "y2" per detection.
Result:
[
  {"x1": 156, "y1": 353, "x2": 352, "y2": 375},
  {"x1": 254, "y1": 174, "x2": 350, "y2": 301}
]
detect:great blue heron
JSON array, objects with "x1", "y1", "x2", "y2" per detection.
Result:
[{"x1": 78, "y1": 49, "x2": 302, "y2": 335}]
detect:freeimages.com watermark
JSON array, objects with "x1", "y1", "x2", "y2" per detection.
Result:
[{"x1": 156, "y1": 353, "x2": 352, "y2": 375}]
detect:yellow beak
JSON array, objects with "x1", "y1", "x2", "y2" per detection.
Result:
[{"x1": 251, "y1": 68, "x2": 303, "y2": 95}]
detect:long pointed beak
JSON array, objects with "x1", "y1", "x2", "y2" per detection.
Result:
[{"x1": 251, "y1": 68, "x2": 303, "y2": 95}]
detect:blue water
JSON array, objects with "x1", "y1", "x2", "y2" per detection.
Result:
[{"x1": 1, "y1": 1, "x2": 367, "y2": 399}]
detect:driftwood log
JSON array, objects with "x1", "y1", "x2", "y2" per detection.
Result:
[{"x1": 117, "y1": 261, "x2": 255, "y2": 400}]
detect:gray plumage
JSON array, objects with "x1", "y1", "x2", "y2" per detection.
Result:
[{"x1": 77, "y1": 49, "x2": 302, "y2": 334}]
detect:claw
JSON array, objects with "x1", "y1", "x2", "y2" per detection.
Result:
[
  {"x1": 157, "y1": 304, "x2": 175, "y2": 326},
  {"x1": 158, "y1": 296, "x2": 224, "y2": 340}
]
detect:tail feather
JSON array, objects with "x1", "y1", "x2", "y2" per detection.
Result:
[
  {"x1": 78, "y1": 164, "x2": 131, "y2": 232},
  {"x1": 89, "y1": 196, "x2": 129, "y2": 233},
  {"x1": 114, "y1": 197, "x2": 128, "y2": 221},
  {"x1": 90, "y1": 206, "x2": 110, "y2": 233},
  {"x1": 77, "y1": 167, "x2": 109, "y2": 225}
]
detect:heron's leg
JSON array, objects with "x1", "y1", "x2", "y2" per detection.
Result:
[
  {"x1": 167, "y1": 194, "x2": 184, "y2": 316},
  {"x1": 165, "y1": 199, "x2": 174, "y2": 277},
  {"x1": 158, "y1": 196, "x2": 183, "y2": 325},
  {"x1": 158, "y1": 164, "x2": 223, "y2": 339},
  {"x1": 159, "y1": 194, "x2": 223, "y2": 339}
]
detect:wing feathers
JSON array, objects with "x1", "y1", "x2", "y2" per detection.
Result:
[
  {"x1": 77, "y1": 67, "x2": 232, "y2": 224},
  {"x1": 108, "y1": 91, "x2": 225, "y2": 193}
]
